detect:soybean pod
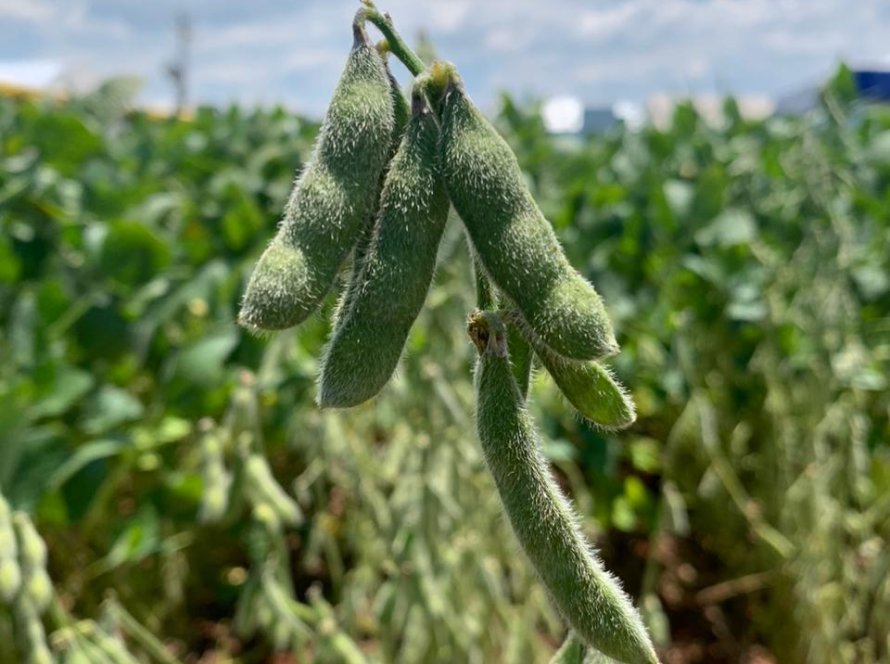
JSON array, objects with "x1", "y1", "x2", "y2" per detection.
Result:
[
  {"x1": 469, "y1": 311, "x2": 658, "y2": 664},
  {"x1": 441, "y1": 70, "x2": 617, "y2": 361},
  {"x1": 334, "y1": 55, "x2": 410, "y2": 324},
  {"x1": 318, "y1": 80, "x2": 449, "y2": 408},
  {"x1": 515, "y1": 314, "x2": 636, "y2": 430},
  {"x1": 239, "y1": 20, "x2": 395, "y2": 331},
  {"x1": 0, "y1": 494, "x2": 21, "y2": 602}
]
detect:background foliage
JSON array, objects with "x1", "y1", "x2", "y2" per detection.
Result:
[{"x1": 0, "y1": 68, "x2": 888, "y2": 663}]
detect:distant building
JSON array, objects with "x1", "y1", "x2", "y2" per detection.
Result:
[
  {"x1": 777, "y1": 64, "x2": 890, "y2": 114},
  {"x1": 581, "y1": 107, "x2": 619, "y2": 134},
  {"x1": 775, "y1": 87, "x2": 821, "y2": 115},
  {"x1": 853, "y1": 67, "x2": 890, "y2": 102},
  {"x1": 542, "y1": 96, "x2": 642, "y2": 135}
]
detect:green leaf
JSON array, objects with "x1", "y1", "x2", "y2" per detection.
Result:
[
  {"x1": 81, "y1": 385, "x2": 144, "y2": 435},
  {"x1": 171, "y1": 328, "x2": 239, "y2": 387},
  {"x1": 695, "y1": 208, "x2": 757, "y2": 247},
  {"x1": 29, "y1": 366, "x2": 94, "y2": 420},
  {"x1": 100, "y1": 220, "x2": 172, "y2": 287},
  {"x1": 48, "y1": 438, "x2": 127, "y2": 489}
]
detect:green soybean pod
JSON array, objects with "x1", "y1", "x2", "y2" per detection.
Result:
[
  {"x1": 469, "y1": 311, "x2": 658, "y2": 664},
  {"x1": 549, "y1": 633, "x2": 624, "y2": 664},
  {"x1": 0, "y1": 558, "x2": 21, "y2": 602},
  {"x1": 0, "y1": 495, "x2": 17, "y2": 558},
  {"x1": 13, "y1": 513, "x2": 47, "y2": 571},
  {"x1": 14, "y1": 599, "x2": 50, "y2": 663},
  {"x1": 318, "y1": 84, "x2": 449, "y2": 408},
  {"x1": 25, "y1": 567, "x2": 53, "y2": 613},
  {"x1": 198, "y1": 430, "x2": 232, "y2": 524},
  {"x1": 28, "y1": 644, "x2": 53, "y2": 664},
  {"x1": 550, "y1": 633, "x2": 586, "y2": 664},
  {"x1": 441, "y1": 71, "x2": 617, "y2": 361},
  {"x1": 59, "y1": 649, "x2": 93, "y2": 664},
  {"x1": 333, "y1": 55, "x2": 410, "y2": 324},
  {"x1": 525, "y1": 322, "x2": 636, "y2": 430},
  {"x1": 87, "y1": 629, "x2": 140, "y2": 664},
  {"x1": 244, "y1": 455, "x2": 304, "y2": 527},
  {"x1": 238, "y1": 21, "x2": 395, "y2": 331}
]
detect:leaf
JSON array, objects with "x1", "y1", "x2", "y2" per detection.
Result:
[
  {"x1": 81, "y1": 385, "x2": 144, "y2": 435},
  {"x1": 100, "y1": 220, "x2": 172, "y2": 287},
  {"x1": 171, "y1": 328, "x2": 239, "y2": 387},
  {"x1": 29, "y1": 366, "x2": 94, "y2": 420},
  {"x1": 48, "y1": 438, "x2": 127, "y2": 490},
  {"x1": 695, "y1": 208, "x2": 757, "y2": 247},
  {"x1": 96, "y1": 506, "x2": 161, "y2": 572}
]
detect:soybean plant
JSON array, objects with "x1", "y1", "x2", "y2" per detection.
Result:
[{"x1": 239, "y1": 3, "x2": 659, "y2": 661}]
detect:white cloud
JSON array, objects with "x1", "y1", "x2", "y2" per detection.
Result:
[
  {"x1": 428, "y1": 2, "x2": 472, "y2": 33},
  {"x1": 577, "y1": 4, "x2": 642, "y2": 40},
  {"x1": 0, "y1": 0, "x2": 131, "y2": 39},
  {"x1": 0, "y1": 0, "x2": 55, "y2": 22}
]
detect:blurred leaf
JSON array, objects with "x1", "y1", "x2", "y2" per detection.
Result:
[
  {"x1": 30, "y1": 366, "x2": 94, "y2": 420},
  {"x1": 81, "y1": 385, "x2": 144, "y2": 435},
  {"x1": 100, "y1": 220, "x2": 172, "y2": 287},
  {"x1": 695, "y1": 208, "x2": 757, "y2": 247},
  {"x1": 171, "y1": 328, "x2": 239, "y2": 387}
]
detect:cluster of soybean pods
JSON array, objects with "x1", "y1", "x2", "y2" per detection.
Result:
[{"x1": 240, "y1": 4, "x2": 660, "y2": 664}]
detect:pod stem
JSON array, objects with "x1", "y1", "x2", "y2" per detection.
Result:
[{"x1": 356, "y1": 1, "x2": 426, "y2": 77}]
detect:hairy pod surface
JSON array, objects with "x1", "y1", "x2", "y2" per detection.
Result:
[
  {"x1": 318, "y1": 90, "x2": 449, "y2": 408},
  {"x1": 442, "y1": 79, "x2": 617, "y2": 360},
  {"x1": 550, "y1": 634, "x2": 623, "y2": 664},
  {"x1": 333, "y1": 61, "x2": 410, "y2": 324},
  {"x1": 531, "y1": 333, "x2": 636, "y2": 430},
  {"x1": 239, "y1": 25, "x2": 395, "y2": 331},
  {"x1": 470, "y1": 312, "x2": 657, "y2": 664}
]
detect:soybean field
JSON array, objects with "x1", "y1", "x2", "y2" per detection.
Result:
[{"x1": 0, "y1": 63, "x2": 888, "y2": 663}]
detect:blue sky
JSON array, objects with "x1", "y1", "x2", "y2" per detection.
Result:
[{"x1": 1, "y1": 0, "x2": 889, "y2": 116}]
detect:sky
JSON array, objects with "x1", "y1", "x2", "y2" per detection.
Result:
[{"x1": 1, "y1": 0, "x2": 889, "y2": 117}]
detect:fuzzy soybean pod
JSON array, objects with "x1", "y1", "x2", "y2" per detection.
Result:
[
  {"x1": 441, "y1": 71, "x2": 617, "y2": 361},
  {"x1": 469, "y1": 311, "x2": 658, "y2": 664},
  {"x1": 238, "y1": 22, "x2": 395, "y2": 331},
  {"x1": 333, "y1": 58, "x2": 410, "y2": 323},
  {"x1": 525, "y1": 325, "x2": 636, "y2": 430},
  {"x1": 317, "y1": 86, "x2": 449, "y2": 408}
]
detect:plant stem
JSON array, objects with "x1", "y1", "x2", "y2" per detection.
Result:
[{"x1": 356, "y1": 1, "x2": 426, "y2": 77}]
